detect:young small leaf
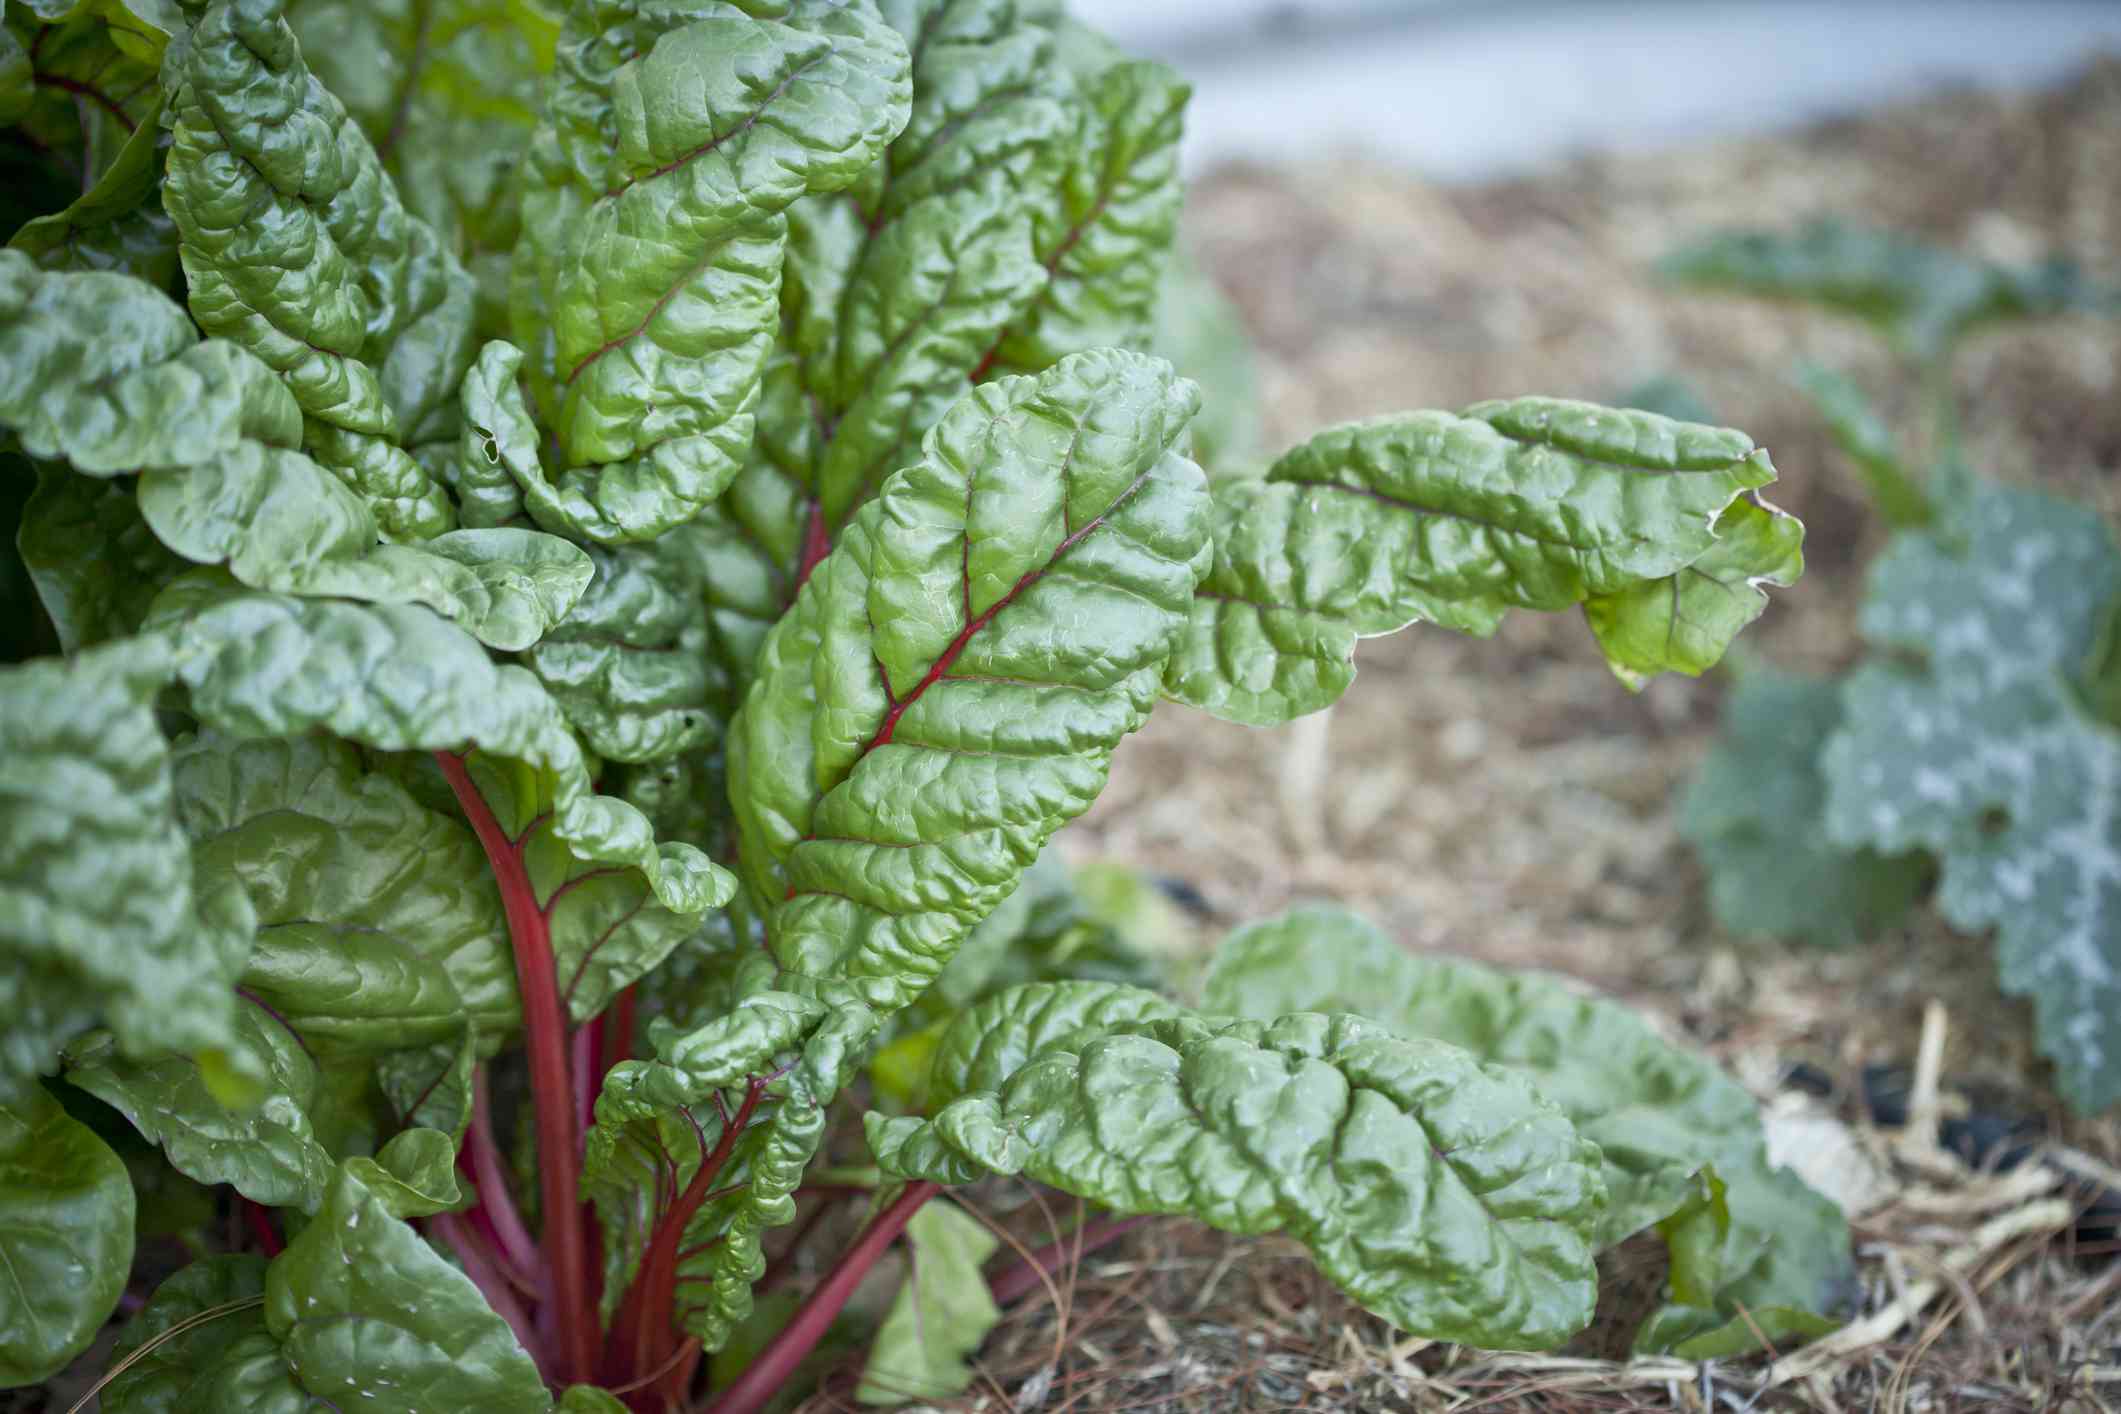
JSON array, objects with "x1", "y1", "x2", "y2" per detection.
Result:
[{"x1": 855, "y1": 1198, "x2": 1001, "y2": 1405}]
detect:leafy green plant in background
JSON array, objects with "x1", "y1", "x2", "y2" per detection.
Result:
[
  {"x1": 1666, "y1": 218, "x2": 2121, "y2": 1112},
  {"x1": 2, "y1": 1, "x2": 1823, "y2": 1408}
]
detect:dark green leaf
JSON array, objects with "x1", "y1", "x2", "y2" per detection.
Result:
[
  {"x1": 0, "y1": 1082, "x2": 135, "y2": 1386},
  {"x1": 166, "y1": 0, "x2": 475, "y2": 539},
  {"x1": 100, "y1": 1255, "x2": 297, "y2": 1414},
  {"x1": 8, "y1": 91, "x2": 178, "y2": 285}
]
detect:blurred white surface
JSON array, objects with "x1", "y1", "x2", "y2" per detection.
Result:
[{"x1": 1064, "y1": 0, "x2": 2121, "y2": 178}]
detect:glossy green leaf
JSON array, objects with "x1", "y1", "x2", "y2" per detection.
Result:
[
  {"x1": 0, "y1": 636, "x2": 249, "y2": 1099},
  {"x1": 1660, "y1": 219, "x2": 2117, "y2": 359},
  {"x1": 856, "y1": 1197, "x2": 1000, "y2": 1405},
  {"x1": 1164, "y1": 399, "x2": 1801, "y2": 724},
  {"x1": 1791, "y1": 361, "x2": 1932, "y2": 527},
  {"x1": 147, "y1": 583, "x2": 732, "y2": 937},
  {"x1": 99, "y1": 1255, "x2": 297, "y2": 1414},
  {"x1": 1823, "y1": 481, "x2": 2121, "y2": 1112},
  {"x1": 1198, "y1": 905, "x2": 1854, "y2": 1354},
  {"x1": 166, "y1": 0, "x2": 475, "y2": 540},
  {"x1": 0, "y1": 1083, "x2": 135, "y2": 1386},
  {"x1": 1681, "y1": 668, "x2": 1929, "y2": 948},
  {"x1": 171, "y1": 732, "x2": 513, "y2": 1052},
  {"x1": 586, "y1": 998, "x2": 874, "y2": 1352},
  {"x1": 506, "y1": 0, "x2": 912, "y2": 543},
  {"x1": 63, "y1": 1000, "x2": 337, "y2": 1214},
  {"x1": 0, "y1": 256, "x2": 594, "y2": 651},
  {"x1": 8, "y1": 91, "x2": 178, "y2": 285},
  {"x1": 346, "y1": 1126, "x2": 465, "y2": 1218},
  {"x1": 265, "y1": 1157, "x2": 550, "y2": 1412},
  {"x1": 978, "y1": 56, "x2": 1187, "y2": 379},
  {"x1": 728, "y1": 349, "x2": 1212, "y2": 1015},
  {"x1": 870, "y1": 982, "x2": 1606, "y2": 1350},
  {"x1": 374, "y1": 1026, "x2": 478, "y2": 1143}
]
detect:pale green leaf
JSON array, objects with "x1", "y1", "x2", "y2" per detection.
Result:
[
  {"x1": 871, "y1": 983, "x2": 1606, "y2": 1350},
  {"x1": 855, "y1": 1198, "x2": 1000, "y2": 1405}
]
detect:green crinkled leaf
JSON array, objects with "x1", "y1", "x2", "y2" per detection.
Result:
[
  {"x1": 63, "y1": 1000, "x2": 337, "y2": 1214},
  {"x1": 166, "y1": 0, "x2": 475, "y2": 540},
  {"x1": 524, "y1": 521, "x2": 748, "y2": 764},
  {"x1": 1681, "y1": 668, "x2": 1929, "y2": 948},
  {"x1": 1197, "y1": 905, "x2": 1854, "y2": 1354},
  {"x1": 586, "y1": 998, "x2": 874, "y2": 1353},
  {"x1": 374, "y1": 1026, "x2": 478, "y2": 1143},
  {"x1": 17, "y1": 462, "x2": 186, "y2": 652},
  {"x1": 137, "y1": 444, "x2": 595, "y2": 653},
  {"x1": 728, "y1": 348, "x2": 1212, "y2": 1015},
  {"x1": 871, "y1": 982, "x2": 1606, "y2": 1350},
  {"x1": 0, "y1": 257, "x2": 594, "y2": 651},
  {"x1": 505, "y1": 0, "x2": 913, "y2": 544},
  {"x1": 0, "y1": 1083, "x2": 136, "y2": 1386},
  {"x1": 1823, "y1": 481, "x2": 2121, "y2": 1112},
  {"x1": 1791, "y1": 361, "x2": 1932, "y2": 527},
  {"x1": 978, "y1": 56, "x2": 1187, "y2": 379},
  {"x1": 8, "y1": 90, "x2": 179, "y2": 285},
  {"x1": 1584, "y1": 493, "x2": 1804, "y2": 689},
  {"x1": 285, "y1": 0, "x2": 558, "y2": 334},
  {"x1": 856, "y1": 1197, "x2": 1000, "y2": 1405},
  {"x1": 0, "y1": 636, "x2": 250, "y2": 1099},
  {"x1": 1164, "y1": 399, "x2": 1800, "y2": 725},
  {"x1": 100, "y1": 1255, "x2": 294, "y2": 1414},
  {"x1": 147, "y1": 582, "x2": 733, "y2": 938},
  {"x1": 172, "y1": 732, "x2": 512, "y2": 1052},
  {"x1": 735, "y1": 0, "x2": 1194, "y2": 613},
  {"x1": 265, "y1": 1157, "x2": 550, "y2": 1412},
  {"x1": 1659, "y1": 219, "x2": 2117, "y2": 359}
]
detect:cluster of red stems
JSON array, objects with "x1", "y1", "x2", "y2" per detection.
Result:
[{"x1": 224, "y1": 753, "x2": 1131, "y2": 1412}]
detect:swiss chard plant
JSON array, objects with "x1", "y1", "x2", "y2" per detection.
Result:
[
  {"x1": 3, "y1": 1, "x2": 1825, "y2": 1408},
  {"x1": 1668, "y1": 221, "x2": 2121, "y2": 1112}
]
